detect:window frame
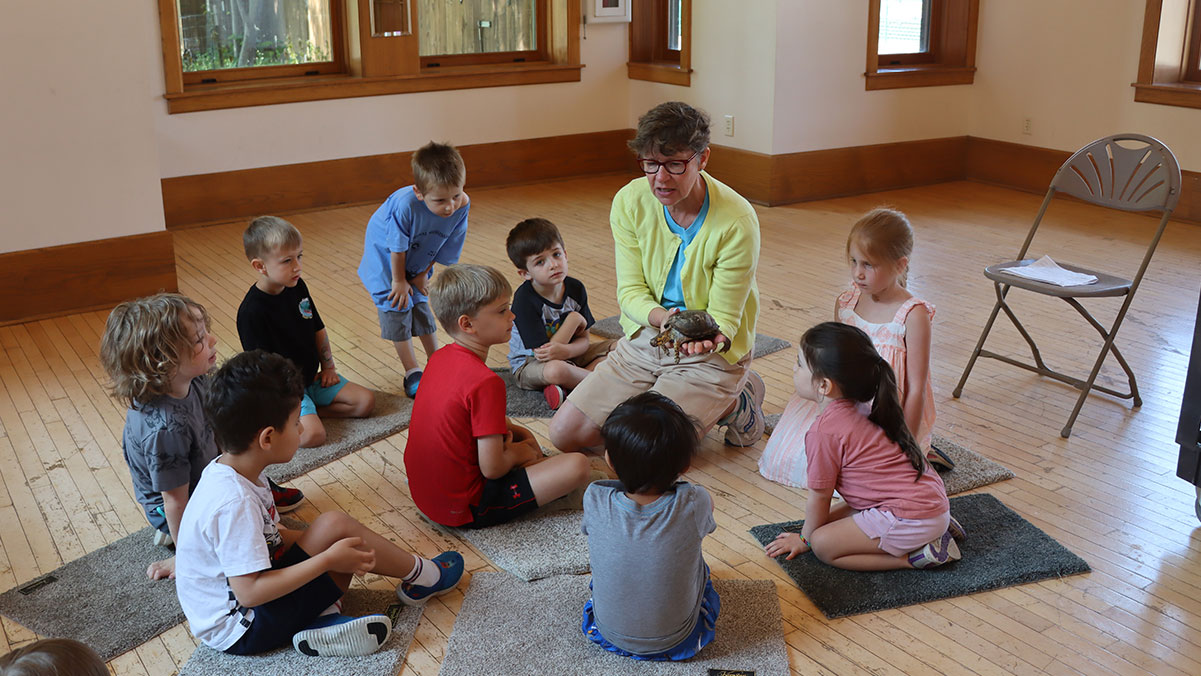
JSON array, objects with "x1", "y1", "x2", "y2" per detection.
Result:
[
  {"x1": 158, "y1": 0, "x2": 581, "y2": 114},
  {"x1": 1134, "y1": 0, "x2": 1201, "y2": 108},
  {"x1": 865, "y1": 0, "x2": 977, "y2": 90},
  {"x1": 627, "y1": 0, "x2": 691, "y2": 86}
]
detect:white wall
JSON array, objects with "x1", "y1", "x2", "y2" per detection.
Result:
[
  {"x1": 972, "y1": 0, "x2": 1201, "y2": 171},
  {"x1": 1, "y1": 5, "x2": 166, "y2": 253}
]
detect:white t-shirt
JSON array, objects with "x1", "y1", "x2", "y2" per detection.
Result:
[{"x1": 175, "y1": 459, "x2": 283, "y2": 651}]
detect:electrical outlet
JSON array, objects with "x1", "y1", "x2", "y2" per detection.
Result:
[
  {"x1": 1022, "y1": 117, "x2": 1033, "y2": 135},
  {"x1": 723, "y1": 115, "x2": 735, "y2": 137}
]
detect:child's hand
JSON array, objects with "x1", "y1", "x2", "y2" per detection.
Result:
[
  {"x1": 764, "y1": 532, "x2": 809, "y2": 560},
  {"x1": 317, "y1": 368, "x2": 339, "y2": 387},
  {"x1": 533, "y1": 342, "x2": 571, "y2": 361},
  {"x1": 409, "y1": 272, "x2": 430, "y2": 296},
  {"x1": 387, "y1": 280, "x2": 411, "y2": 309},
  {"x1": 147, "y1": 555, "x2": 176, "y2": 580},
  {"x1": 324, "y1": 537, "x2": 376, "y2": 575}
]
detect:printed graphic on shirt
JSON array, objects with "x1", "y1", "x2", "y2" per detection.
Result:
[
  {"x1": 298, "y1": 297, "x2": 314, "y2": 320},
  {"x1": 541, "y1": 296, "x2": 583, "y2": 338}
]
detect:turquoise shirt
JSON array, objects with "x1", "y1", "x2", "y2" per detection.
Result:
[{"x1": 660, "y1": 189, "x2": 711, "y2": 310}]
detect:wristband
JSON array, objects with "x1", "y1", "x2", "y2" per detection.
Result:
[{"x1": 799, "y1": 534, "x2": 810, "y2": 548}]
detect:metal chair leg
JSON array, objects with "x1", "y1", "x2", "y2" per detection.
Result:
[{"x1": 953, "y1": 296, "x2": 1006, "y2": 398}]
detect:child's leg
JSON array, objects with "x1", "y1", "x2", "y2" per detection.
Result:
[
  {"x1": 540, "y1": 359, "x2": 593, "y2": 389},
  {"x1": 416, "y1": 332, "x2": 438, "y2": 360},
  {"x1": 392, "y1": 339, "x2": 419, "y2": 372},
  {"x1": 808, "y1": 517, "x2": 913, "y2": 571},
  {"x1": 525, "y1": 452, "x2": 590, "y2": 506},
  {"x1": 297, "y1": 511, "x2": 421, "y2": 580},
  {"x1": 319, "y1": 382, "x2": 375, "y2": 418},
  {"x1": 299, "y1": 413, "x2": 327, "y2": 447}
]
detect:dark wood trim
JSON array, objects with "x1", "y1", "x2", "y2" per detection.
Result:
[
  {"x1": 162, "y1": 129, "x2": 635, "y2": 229},
  {"x1": 629, "y1": 0, "x2": 690, "y2": 85},
  {"x1": 0, "y1": 232, "x2": 178, "y2": 325},
  {"x1": 866, "y1": 0, "x2": 977, "y2": 90},
  {"x1": 1134, "y1": 0, "x2": 1201, "y2": 108}
]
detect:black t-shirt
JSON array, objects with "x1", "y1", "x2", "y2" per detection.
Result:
[
  {"x1": 511, "y1": 277, "x2": 595, "y2": 352},
  {"x1": 237, "y1": 279, "x2": 325, "y2": 384}
]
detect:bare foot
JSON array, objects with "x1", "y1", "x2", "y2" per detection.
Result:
[{"x1": 147, "y1": 555, "x2": 176, "y2": 580}]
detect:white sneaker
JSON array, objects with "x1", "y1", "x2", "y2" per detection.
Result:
[
  {"x1": 293, "y1": 613, "x2": 392, "y2": 657},
  {"x1": 152, "y1": 529, "x2": 173, "y2": 547},
  {"x1": 724, "y1": 370, "x2": 766, "y2": 447}
]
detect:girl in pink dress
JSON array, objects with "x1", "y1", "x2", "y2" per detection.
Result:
[
  {"x1": 763, "y1": 322, "x2": 962, "y2": 570},
  {"x1": 758, "y1": 208, "x2": 947, "y2": 488}
]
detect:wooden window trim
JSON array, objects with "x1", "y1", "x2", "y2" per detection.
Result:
[
  {"x1": 865, "y1": 0, "x2": 977, "y2": 90},
  {"x1": 1135, "y1": 0, "x2": 1201, "y2": 108},
  {"x1": 628, "y1": 0, "x2": 691, "y2": 86},
  {"x1": 158, "y1": 0, "x2": 580, "y2": 114}
]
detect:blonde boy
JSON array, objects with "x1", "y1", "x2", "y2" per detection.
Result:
[
  {"x1": 238, "y1": 216, "x2": 375, "y2": 448},
  {"x1": 404, "y1": 264, "x2": 590, "y2": 528},
  {"x1": 358, "y1": 141, "x2": 470, "y2": 398}
]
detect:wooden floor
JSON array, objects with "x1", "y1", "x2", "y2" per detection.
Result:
[{"x1": 2, "y1": 176, "x2": 1200, "y2": 675}]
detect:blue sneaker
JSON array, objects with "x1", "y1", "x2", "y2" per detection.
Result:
[
  {"x1": 403, "y1": 371, "x2": 422, "y2": 398},
  {"x1": 396, "y1": 551, "x2": 464, "y2": 606},
  {"x1": 292, "y1": 613, "x2": 392, "y2": 657}
]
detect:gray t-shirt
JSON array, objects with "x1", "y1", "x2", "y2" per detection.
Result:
[
  {"x1": 121, "y1": 376, "x2": 219, "y2": 523},
  {"x1": 582, "y1": 480, "x2": 716, "y2": 655}
]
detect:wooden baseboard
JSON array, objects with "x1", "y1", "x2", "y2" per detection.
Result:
[
  {"x1": 0, "y1": 231, "x2": 177, "y2": 325},
  {"x1": 161, "y1": 129, "x2": 636, "y2": 229}
]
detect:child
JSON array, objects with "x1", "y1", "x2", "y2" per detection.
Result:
[
  {"x1": 764, "y1": 323, "x2": 963, "y2": 570},
  {"x1": 100, "y1": 293, "x2": 224, "y2": 580},
  {"x1": 175, "y1": 350, "x2": 464, "y2": 657},
  {"x1": 238, "y1": 215, "x2": 376, "y2": 448},
  {"x1": 759, "y1": 207, "x2": 945, "y2": 488},
  {"x1": 0, "y1": 638, "x2": 107, "y2": 676},
  {"x1": 504, "y1": 218, "x2": 616, "y2": 410},
  {"x1": 581, "y1": 391, "x2": 719, "y2": 661},
  {"x1": 405, "y1": 263, "x2": 590, "y2": 528},
  {"x1": 358, "y1": 141, "x2": 470, "y2": 398}
]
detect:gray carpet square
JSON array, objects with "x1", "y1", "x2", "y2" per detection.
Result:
[
  {"x1": 266, "y1": 391, "x2": 412, "y2": 483},
  {"x1": 590, "y1": 316, "x2": 792, "y2": 358},
  {"x1": 179, "y1": 588, "x2": 421, "y2": 675},
  {"x1": 764, "y1": 413, "x2": 1014, "y2": 496},
  {"x1": 749, "y1": 493, "x2": 1090, "y2": 618},
  {"x1": 439, "y1": 573, "x2": 788, "y2": 676},
  {"x1": 493, "y1": 367, "x2": 557, "y2": 418},
  {"x1": 437, "y1": 507, "x2": 590, "y2": 582}
]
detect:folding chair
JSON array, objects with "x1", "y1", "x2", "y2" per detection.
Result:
[{"x1": 952, "y1": 133, "x2": 1181, "y2": 438}]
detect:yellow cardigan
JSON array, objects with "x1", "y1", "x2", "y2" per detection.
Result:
[{"x1": 610, "y1": 171, "x2": 760, "y2": 364}]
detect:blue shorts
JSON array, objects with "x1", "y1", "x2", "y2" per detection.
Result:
[
  {"x1": 300, "y1": 374, "x2": 349, "y2": 417},
  {"x1": 581, "y1": 569, "x2": 720, "y2": 661},
  {"x1": 224, "y1": 544, "x2": 344, "y2": 655}
]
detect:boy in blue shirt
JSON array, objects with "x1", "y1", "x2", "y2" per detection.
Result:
[{"x1": 359, "y1": 142, "x2": 470, "y2": 397}]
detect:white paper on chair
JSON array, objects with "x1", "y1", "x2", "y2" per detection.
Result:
[{"x1": 998, "y1": 255, "x2": 1097, "y2": 286}]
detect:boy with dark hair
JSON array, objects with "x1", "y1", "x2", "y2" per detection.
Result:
[
  {"x1": 359, "y1": 141, "x2": 470, "y2": 398},
  {"x1": 504, "y1": 218, "x2": 615, "y2": 410},
  {"x1": 581, "y1": 391, "x2": 720, "y2": 661},
  {"x1": 175, "y1": 350, "x2": 463, "y2": 658},
  {"x1": 404, "y1": 263, "x2": 590, "y2": 528}
]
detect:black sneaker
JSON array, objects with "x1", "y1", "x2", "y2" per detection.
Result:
[{"x1": 268, "y1": 478, "x2": 305, "y2": 513}]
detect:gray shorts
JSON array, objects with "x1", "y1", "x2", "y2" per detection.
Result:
[{"x1": 378, "y1": 302, "x2": 437, "y2": 342}]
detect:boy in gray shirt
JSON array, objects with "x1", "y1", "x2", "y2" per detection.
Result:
[{"x1": 581, "y1": 392, "x2": 720, "y2": 660}]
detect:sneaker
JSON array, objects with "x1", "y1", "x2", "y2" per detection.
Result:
[
  {"x1": 543, "y1": 384, "x2": 565, "y2": 410},
  {"x1": 403, "y1": 371, "x2": 422, "y2": 398},
  {"x1": 908, "y1": 530, "x2": 962, "y2": 569},
  {"x1": 152, "y1": 529, "x2": 173, "y2": 547},
  {"x1": 947, "y1": 514, "x2": 967, "y2": 541},
  {"x1": 927, "y1": 445, "x2": 955, "y2": 472},
  {"x1": 396, "y1": 551, "x2": 464, "y2": 606},
  {"x1": 292, "y1": 613, "x2": 392, "y2": 657},
  {"x1": 268, "y1": 478, "x2": 305, "y2": 513},
  {"x1": 724, "y1": 370, "x2": 766, "y2": 447}
]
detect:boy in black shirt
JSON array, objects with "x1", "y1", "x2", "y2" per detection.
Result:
[
  {"x1": 237, "y1": 216, "x2": 376, "y2": 448},
  {"x1": 504, "y1": 218, "x2": 615, "y2": 410}
]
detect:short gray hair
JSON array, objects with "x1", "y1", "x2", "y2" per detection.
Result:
[{"x1": 628, "y1": 101, "x2": 711, "y2": 157}]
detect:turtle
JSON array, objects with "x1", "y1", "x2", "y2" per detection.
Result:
[{"x1": 649, "y1": 310, "x2": 730, "y2": 363}]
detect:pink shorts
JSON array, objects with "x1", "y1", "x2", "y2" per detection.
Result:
[{"x1": 851, "y1": 508, "x2": 950, "y2": 556}]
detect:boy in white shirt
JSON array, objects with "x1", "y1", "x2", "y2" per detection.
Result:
[{"x1": 175, "y1": 350, "x2": 464, "y2": 657}]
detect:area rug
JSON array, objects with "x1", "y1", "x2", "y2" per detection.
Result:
[
  {"x1": 0, "y1": 526, "x2": 184, "y2": 661},
  {"x1": 748, "y1": 493, "x2": 1090, "y2": 618},
  {"x1": 266, "y1": 391, "x2": 412, "y2": 483},
  {"x1": 590, "y1": 316, "x2": 792, "y2": 358},
  {"x1": 763, "y1": 414, "x2": 1014, "y2": 496},
  {"x1": 180, "y1": 588, "x2": 421, "y2": 675},
  {"x1": 439, "y1": 573, "x2": 788, "y2": 676},
  {"x1": 439, "y1": 507, "x2": 590, "y2": 582}
]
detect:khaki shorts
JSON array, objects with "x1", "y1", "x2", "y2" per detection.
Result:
[
  {"x1": 566, "y1": 328, "x2": 750, "y2": 431},
  {"x1": 513, "y1": 338, "x2": 617, "y2": 390}
]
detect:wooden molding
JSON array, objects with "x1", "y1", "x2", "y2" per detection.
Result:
[
  {"x1": 0, "y1": 232, "x2": 177, "y2": 325},
  {"x1": 162, "y1": 129, "x2": 635, "y2": 229}
]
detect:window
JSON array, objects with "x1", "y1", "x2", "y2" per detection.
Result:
[
  {"x1": 158, "y1": 0, "x2": 580, "y2": 113},
  {"x1": 1134, "y1": 0, "x2": 1201, "y2": 109},
  {"x1": 865, "y1": 0, "x2": 978, "y2": 90},
  {"x1": 628, "y1": 0, "x2": 691, "y2": 86}
]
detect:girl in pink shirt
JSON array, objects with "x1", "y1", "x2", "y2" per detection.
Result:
[{"x1": 764, "y1": 322, "x2": 964, "y2": 570}]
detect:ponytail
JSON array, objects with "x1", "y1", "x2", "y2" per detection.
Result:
[{"x1": 868, "y1": 357, "x2": 925, "y2": 480}]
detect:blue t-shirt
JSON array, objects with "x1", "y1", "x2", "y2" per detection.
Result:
[
  {"x1": 358, "y1": 185, "x2": 469, "y2": 312},
  {"x1": 659, "y1": 189, "x2": 710, "y2": 310}
]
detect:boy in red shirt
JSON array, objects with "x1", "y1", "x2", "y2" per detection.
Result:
[{"x1": 405, "y1": 263, "x2": 590, "y2": 527}]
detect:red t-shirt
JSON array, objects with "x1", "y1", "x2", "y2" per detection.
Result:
[
  {"x1": 805, "y1": 398, "x2": 948, "y2": 520},
  {"x1": 404, "y1": 344, "x2": 508, "y2": 526}
]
